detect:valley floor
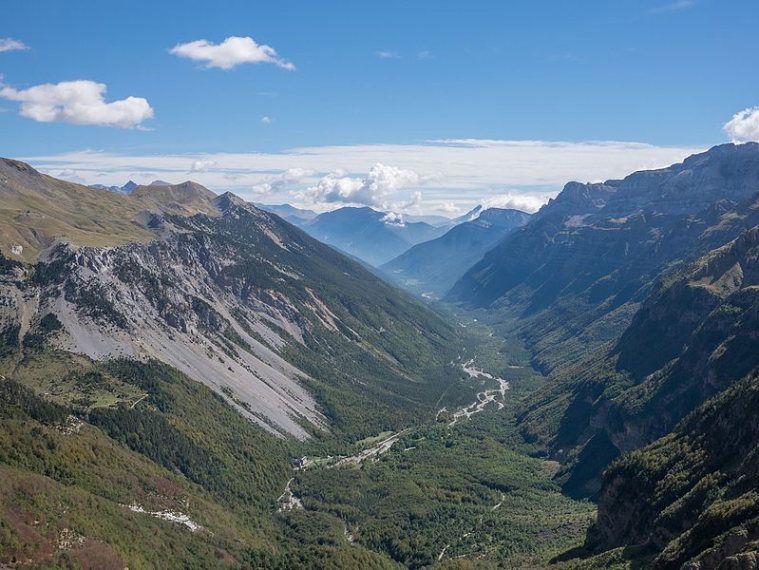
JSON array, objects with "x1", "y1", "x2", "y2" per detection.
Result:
[{"x1": 278, "y1": 313, "x2": 596, "y2": 569}]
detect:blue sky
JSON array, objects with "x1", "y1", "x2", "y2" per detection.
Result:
[{"x1": 1, "y1": 0, "x2": 758, "y2": 214}]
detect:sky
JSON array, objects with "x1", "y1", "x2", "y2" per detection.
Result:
[{"x1": 1, "y1": 0, "x2": 758, "y2": 215}]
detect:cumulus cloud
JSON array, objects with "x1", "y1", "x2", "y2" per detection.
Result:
[
  {"x1": 376, "y1": 51, "x2": 399, "y2": 59},
  {"x1": 0, "y1": 38, "x2": 29, "y2": 52},
  {"x1": 484, "y1": 191, "x2": 552, "y2": 214},
  {"x1": 169, "y1": 36, "x2": 295, "y2": 70},
  {"x1": 724, "y1": 107, "x2": 759, "y2": 142},
  {"x1": 380, "y1": 212, "x2": 405, "y2": 227},
  {"x1": 0, "y1": 80, "x2": 153, "y2": 128},
  {"x1": 260, "y1": 115, "x2": 273, "y2": 124},
  {"x1": 251, "y1": 167, "x2": 315, "y2": 196},
  {"x1": 189, "y1": 159, "x2": 216, "y2": 173},
  {"x1": 303, "y1": 163, "x2": 427, "y2": 209}
]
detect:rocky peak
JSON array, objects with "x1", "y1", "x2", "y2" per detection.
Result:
[{"x1": 212, "y1": 191, "x2": 248, "y2": 213}]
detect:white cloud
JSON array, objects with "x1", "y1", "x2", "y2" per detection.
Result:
[
  {"x1": 376, "y1": 51, "x2": 399, "y2": 59},
  {"x1": 417, "y1": 50, "x2": 433, "y2": 60},
  {"x1": 0, "y1": 80, "x2": 153, "y2": 128},
  {"x1": 303, "y1": 163, "x2": 427, "y2": 209},
  {"x1": 21, "y1": 139, "x2": 703, "y2": 213},
  {"x1": 0, "y1": 38, "x2": 29, "y2": 52},
  {"x1": 438, "y1": 202, "x2": 460, "y2": 214},
  {"x1": 169, "y1": 36, "x2": 295, "y2": 71},
  {"x1": 53, "y1": 169, "x2": 87, "y2": 184},
  {"x1": 484, "y1": 191, "x2": 552, "y2": 214},
  {"x1": 381, "y1": 212, "x2": 405, "y2": 227},
  {"x1": 251, "y1": 167, "x2": 315, "y2": 196},
  {"x1": 261, "y1": 115, "x2": 273, "y2": 124},
  {"x1": 724, "y1": 107, "x2": 759, "y2": 142},
  {"x1": 189, "y1": 159, "x2": 216, "y2": 173}
]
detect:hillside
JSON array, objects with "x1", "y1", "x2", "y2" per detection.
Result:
[
  {"x1": 0, "y1": 158, "x2": 220, "y2": 263},
  {"x1": 383, "y1": 208, "x2": 531, "y2": 297},
  {"x1": 0, "y1": 162, "x2": 496, "y2": 568},
  {"x1": 583, "y1": 371, "x2": 759, "y2": 570},
  {"x1": 0, "y1": 163, "x2": 464, "y2": 440},
  {"x1": 519, "y1": 223, "x2": 759, "y2": 497}
]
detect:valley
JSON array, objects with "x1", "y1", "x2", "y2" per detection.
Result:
[{"x1": 2, "y1": 144, "x2": 759, "y2": 569}]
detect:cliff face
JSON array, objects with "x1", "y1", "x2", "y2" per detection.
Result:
[
  {"x1": 0, "y1": 199, "x2": 459, "y2": 439},
  {"x1": 442, "y1": 143, "x2": 759, "y2": 496},
  {"x1": 586, "y1": 372, "x2": 759, "y2": 570},
  {"x1": 547, "y1": 225, "x2": 759, "y2": 496}
]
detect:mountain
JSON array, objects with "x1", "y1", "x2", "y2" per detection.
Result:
[
  {"x1": 297, "y1": 206, "x2": 448, "y2": 266},
  {"x1": 382, "y1": 208, "x2": 531, "y2": 297},
  {"x1": 0, "y1": 162, "x2": 462, "y2": 440},
  {"x1": 0, "y1": 160, "x2": 476, "y2": 567},
  {"x1": 401, "y1": 213, "x2": 453, "y2": 227},
  {"x1": 447, "y1": 142, "x2": 759, "y2": 495},
  {"x1": 585, "y1": 370, "x2": 759, "y2": 570},
  {"x1": 130, "y1": 181, "x2": 220, "y2": 216},
  {"x1": 253, "y1": 203, "x2": 318, "y2": 224},
  {"x1": 451, "y1": 204, "x2": 484, "y2": 225},
  {"x1": 0, "y1": 158, "x2": 161, "y2": 263},
  {"x1": 90, "y1": 180, "x2": 138, "y2": 194}
]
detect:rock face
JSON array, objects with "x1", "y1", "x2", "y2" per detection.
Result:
[
  {"x1": 451, "y1": 143, "x2": 759, "y2": 313},
  {"x1": 546, "y1": 225, "x2": 759, "y2": 496},
  {"x1": 382, "y1": 208, "x2": 531, "y2": 298},
  {"x1": 587, "y1": 370, "x2": 759, "y2": 570},
  {"x1": 0, "y1": 196, "x2": 458, "y2": 439}
]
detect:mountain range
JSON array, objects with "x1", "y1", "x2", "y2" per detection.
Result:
[
  {"x1": 382, "y1": 207, "x2": 531, "y2": 297},
  {"x1": 3, "y1": 143, "x2": 759, "y2": 569},
  {"x1": 290, "y1": 206, "x2": 450, "y2": 266}
]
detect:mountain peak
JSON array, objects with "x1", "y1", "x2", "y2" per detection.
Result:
[{"x1": 213, "y1": 191, "x2": 248, "y2": 213}]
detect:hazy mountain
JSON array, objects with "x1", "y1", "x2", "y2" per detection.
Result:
[
  {"x1": 253, "y1": 202, "x2": 318, "y2": 224},
  {"x1": 90, "y1": 180, "x2": 138, "y2": 194},
  {"x1": 382, "y1": 208, "x2": 531, "y2": 297},
  {"x1": 402, "y1": 213, "x2": 454, "y2": 226},
  {"x1": 298, "y1": 206, "x2": 448, "y2": 266}
]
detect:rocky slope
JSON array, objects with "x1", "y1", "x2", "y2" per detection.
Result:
[
  {"x1": 528, "y1": 223, "x2": 759, "y2": 497},
  {"x1": 0, "y1": 161, "x2": 461, "y2": 441},
  {"x1": 382, "y1": 208, "x2": 531, "y2": 298}
]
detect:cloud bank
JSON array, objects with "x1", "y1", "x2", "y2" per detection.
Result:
[
  {"x1": 169, "y1": 36, "x2": 295, "y2": 70},
  {"x1": 23, "y1": 139, "x2": 703, "y2": 215},
  {"x1": 0, "y1": 80, "x2": 153, "y2": 128}
]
